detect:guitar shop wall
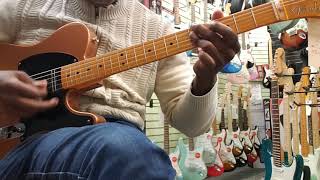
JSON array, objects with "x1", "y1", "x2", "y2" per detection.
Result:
[{"x1": 144, "y1": 0, "x2": 270, "y2": 154}]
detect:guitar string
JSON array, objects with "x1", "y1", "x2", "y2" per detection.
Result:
[
  {"x1": 45, "y1": 40, "x2": 193, "y2": 91},
  {"x1": 28, "y1": 0, "x2": 300, "y2": 81},
  {"x1": 28, "y1": 0, "x2": 305, "y2": 90},
  {"x1": 35, "y1": 8, "x2": 281, "y2": 88},
  {"x1": 29, "y1": 0, "x2": 298, "y2": 82},
  {"x1": 29, "y1": 1, "x2": 278, "y2": 81}
]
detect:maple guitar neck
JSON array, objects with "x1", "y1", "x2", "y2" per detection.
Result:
[
  {"x1": 47, "y1": 0, "x2": 320, "y2": 93},
  {"x1": 291, "y1": 84, "x2": 300, "y2": 156},
  {"x1": 173, "y1": 0, "x2": 181, "y2": 25},
  {"x1": 300, "y1": 67, "x2": 311, "y2": 157}
]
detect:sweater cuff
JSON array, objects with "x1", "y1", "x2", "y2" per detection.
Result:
[{"x1": 187, "y1": 81, "x2": 218, "y2": 111}]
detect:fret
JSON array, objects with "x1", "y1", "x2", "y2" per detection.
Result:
[
  {"x1": 163, "y1": 37, "x2": 169, "y2": 56},
  {"x1": 133, "y1": 46, "x2": 138, "y2": 66},
  {"x1": 134, "y1": 45, "x2": 146, "y2": 66},
  {"x1": 50, "y1": 69, "x2": 55, "y2": 93},
  {"x1": 125, "y1": 47, "x2": 136, "y2": 69},
  {"x1": 110, "y1": 53, "x2": 121, "y2": 73},
  {"x1": 153, "y1": 38, "x2": 167, "y2": 60},
  {"x1": 232, "y1": 14, "x2": 239, "y2": 33},
  {"x1": 144, "y1": 41, "x2": 157, "y2": 63},
  {"x1": 250, "y1": 9, "x2": 258, "y2": 27},
  {"x1": 142, "y1": 42, "x2": 147, "y2": 64},
  {"x1": 152, "y1": 40, "x2": 158, "y2": 60},
  {"x1": 108, "y1": 56, "x2": 113, "y2": 73},
  {"x1": 174, "y1": 33, "x2": 180, "y2": 49},
  {"x1": 271, "y1": 1, "x2": 280, "y2": 21},
  {"x1": 125, "y1": 49, "x2": 129, "y2": 69}
]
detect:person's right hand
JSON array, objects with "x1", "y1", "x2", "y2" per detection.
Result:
[{"x1": 0, "y1": 71, "x2": 59, "y2": 122}]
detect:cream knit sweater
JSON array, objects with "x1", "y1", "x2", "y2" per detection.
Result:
[{"x1": 0, "y1": 0, "x2": 217, "y2": 137}]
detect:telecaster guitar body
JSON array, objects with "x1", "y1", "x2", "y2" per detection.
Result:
[{"x1": 0, "y1": 23, "x2": 105, "y2": 158}]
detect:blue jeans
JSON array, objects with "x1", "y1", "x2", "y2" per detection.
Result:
[{"x1": 0, "y1": 119, "x2": 175, "y2": 180}]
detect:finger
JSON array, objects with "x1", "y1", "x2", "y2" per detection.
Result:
[
  {"x1": 191, "y1": 24, "x2": 226, "y2": 51},
  {"x1": 5, "y1": 97, "x2": 59, "y2": 115},
  {"x1": 196, "y1": 49, "x2": 219, "y2": 75},
  {"x1": 194, "y1": 39, "x2": 225, "y2": 67},
  {"x1": 212, "y1": 10, "x2": 224, "y2": 20},
  {"x1": 207, "y1": 22, "x2": 240, "y2": 52},
  {"x1": 6, "y1": 79, "x2": 48, "y2": 99},
  {"x1": 15, "y1": 71, "x2": 35, "y2": 84}
]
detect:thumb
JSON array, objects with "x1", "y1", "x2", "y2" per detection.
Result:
[{"x1": 211, "y1": 10, "x2": 224, "y2": 20}]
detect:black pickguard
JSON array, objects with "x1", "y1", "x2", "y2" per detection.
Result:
[{"x1": 18, "y1": 53, "x2": 92, "y2": 138}]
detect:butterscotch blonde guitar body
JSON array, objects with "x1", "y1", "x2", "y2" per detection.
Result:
[{"x1": 0, "y1": 23, "x2": 106, "y2": 158}]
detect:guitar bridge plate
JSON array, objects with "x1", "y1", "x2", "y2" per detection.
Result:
[{"x1": 0, "y1": 123, "x2": 25, "y2": 140}]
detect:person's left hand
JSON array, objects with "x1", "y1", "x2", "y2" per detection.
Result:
[{"x1": 190, "y1": 11, "x2": 240, "y2": 96}]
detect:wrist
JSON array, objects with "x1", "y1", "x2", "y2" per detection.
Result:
[{"x1": 191, "y1": 75, "x2": 217, "y2": 96}]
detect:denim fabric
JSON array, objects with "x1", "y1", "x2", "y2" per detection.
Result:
[{"x1": 0, "y1": 120, "x2": 175, "y2": 180}]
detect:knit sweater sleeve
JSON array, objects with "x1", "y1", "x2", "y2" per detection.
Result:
[
  {"x1": 155, "y1": 25, "x2": 218, "y2": 137},
  {"x1": 0, "y1": 0, "x2": 18, "y2": 43}
]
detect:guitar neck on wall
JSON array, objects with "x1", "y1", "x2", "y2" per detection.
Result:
[
  {"x1": 299, "y1": 67, "x2": 311, "y2": 157},
  {"x1": 173, "y1": 0, "x2": 181, "y2": 26}
]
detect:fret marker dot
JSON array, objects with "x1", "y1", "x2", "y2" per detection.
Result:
[
  {"x1": 87, "y1": 68, "x2": 90, "y2": 71},
  {"x1": 170, "y1": 42, "x2": 173, "y2": 45},
  {"x1": 122, "y1": 62, "x2": 125, "y2": 65},
  {"x1": 148, "y1": 49, "x2": 151, "y2": 52},
  {"x1": 121, "y1": 53, "x2": 123, "y2": 56},
  {"x1": 99, "y1": 65, "x2": 103, "y2": 68},
  {"x1": 67, "y1": 74, "x2": 70, "y2": 77},
  {"x1": 76, "y1": 72, "x2": 80, "y2": 74}
]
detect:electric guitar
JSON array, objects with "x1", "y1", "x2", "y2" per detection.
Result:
[
  {"x1": 207, "y1": 117, "x2": 225, "y2": 177},
  {"x1": 163, "y1": 116, "x2": 183, "y2": 180},
  {"x1": 1, "y1": 0, "x2": 320, "y2": 158},
  {"x1": 178, "y1": 137, "x2": 207, "y2": 180},
  {"x1": 261, "y1": 48, "x2": 304, "y2": 180},
  {"x1": 213, "y1": 95, "x2": 236, "y2": 172},
  {"x1": 302, "y1": 69, "x2": 320, "y2": 180},
  {"x1": 238, "y1": 86, "x2": 254, "y2": 156},
  {"x1": 224, "y1": 83, "x2": 245, "y2": 160},
  {"x1": 194, "y1": 129, "x2": 217, "y2": 177}
]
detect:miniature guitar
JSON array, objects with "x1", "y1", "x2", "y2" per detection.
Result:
[{"x1": 1, "y1": 0, "x2": 320, "y2": 158}]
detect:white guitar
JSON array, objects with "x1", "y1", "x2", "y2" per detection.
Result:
[
  {"x1": 261, "y1": 48, "x2": 304, "y2": 180},
  {"x1": 302, "y1": 69, "x2": 320, "y2": 180}
]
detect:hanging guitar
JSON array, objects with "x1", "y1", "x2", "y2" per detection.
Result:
[
  {"x1": 178, "y1": 137, "x2": 207, "y2": 180},
  {"x1": 214, "y1": 96, "x2": 237, "y2": 172},
  {"x1": 209, "y1": 117, "x2": 225, "y2": 177},
  {"x1": 261, "y1": 48, "x2": 304, "y2": 180},
  {"x1": 1, "y1": 0, "x2": 320, "y2": 158},
  {"x1": 301, "y1": 67, "x2": 320, "y2": 180},
  {"x1": 163, "y1": 114, "x2": 183, "y2": 180}
]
